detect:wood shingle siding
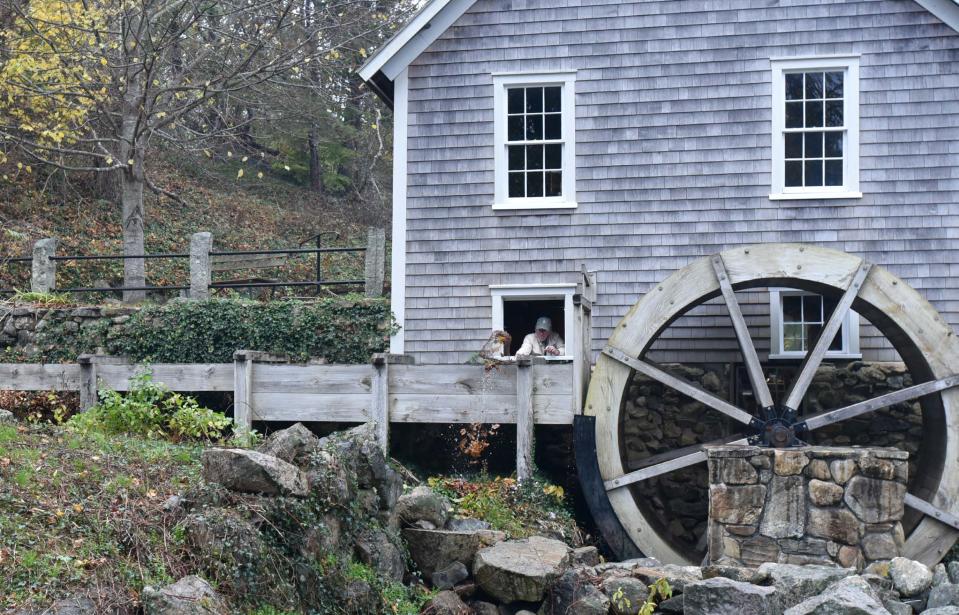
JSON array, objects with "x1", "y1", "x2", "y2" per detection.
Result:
[{"x1": 399, "y1": 0, "x2": 959, "y2": 365}]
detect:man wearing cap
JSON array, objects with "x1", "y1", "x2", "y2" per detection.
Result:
[{"x1": 515, "y1": 316, "x2": 565, "y2": 357}]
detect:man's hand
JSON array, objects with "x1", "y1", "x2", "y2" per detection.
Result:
[{"x1": 545, "y1": 345, "x2": 559, "y2": 355}]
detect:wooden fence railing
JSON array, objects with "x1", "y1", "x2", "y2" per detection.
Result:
[{"x1": 0, "y1": 352, "x2": 576, "y2": 479}]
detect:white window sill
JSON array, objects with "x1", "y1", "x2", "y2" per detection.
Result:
[
  {"x1": 492, "y1": 200, "x2": 578, "y2": 211},
  {"x1": 769, "y1": 192, "x2": 862, "y2": 201},
  {"x1": 769, "y1": 352, "x2": 862, "y2": 361}
]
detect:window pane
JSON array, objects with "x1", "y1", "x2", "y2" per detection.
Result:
[
  {"x1": 783, "y1": 295, "x2": 802, "y2": 322},
  {"x1": 786, "y1": 102, "x2": 803, "y2": 128},
  {"x1": 508, "y1": 88, "x2": 524, "y2": 114},
  {"x1": 824, "y1": 132, "x2": 843, "y2": 157},
  {"x1": 526, "y1": 116, "x2": 543, "y2": 140},
  {"x1": 525, "y1": 87, "x2": 543, "y2": 113},
  {"x1": 803, "y1": 295, "x2": 822, "y2": 322},
  {"x1": 825, "y1": 72, "x2": 844, "y2": 98},
  {"x1": 544, "y1": 114, "x2": 561, "y2": 140},
  {"x1": 508, "y1": 172, "x2": 525, "y2": 197},
  {"x1": 545, "y1": 144, "x2": 562, "y2": 169},
  {"x1": 805, "y1": 101, "x2": 823, "y2": 127},
  {"x1": 823, "y1": 296, "x2": 838, "y2": 318},
  {"x1": 786, "y1": 74, "x2": 803, "y2": 100},
  {"x1": 805, "y1": 160, "x2": 823, "y2": 186},
  {"x1": 785, "y1": 133, "x2": 802, "y2": 159},
  {"x1": 545, "y1": 171, "x2": 562, "y2": 197},
  {"x1": 526, "y1": 172, "x2": 544, "y2": 197},
  {"x1": 804, "y1": 132, "x2": 823, "y2": 158},
  {"x1": 805, "y1": 72, "x2": 823, "y2": 99},
  {"x1": 785, "y1": 161, "x2": 803, "y2": 187},
  {"x1": 825, "y1": 101, "x2": 843, "y2": 127},
  {"x1": 544, "y1": 87, "x2": 561, "y2": 112},
  {"x1": 783, "y1": 324, "x2": 803, "y2": 351},
  {"x1": 508, "y1": 116, "x2": 524, "y2": 141},
  {"x1": 829, "y1": 330, "x2": 843, "y2": 351},
  {"x1": 508, "y1": 145, "x2": 525, "y2": 171},
  {"x1": 806, "y1": 324, "x2": 822, "y2": 350},
  {"x1": 526, "y1": 144, "x2": 543, "y2": 170},
  {"x1": 825, "y1": 160, "x2": 843, "y2": 186}
]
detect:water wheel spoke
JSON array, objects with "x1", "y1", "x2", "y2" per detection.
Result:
[
  {"x1": 783, "y1": 262, "x2": 872, "y2": 411},
  {"x1": 603, "y1": 346, "x2": 758, "y2": 428},
  {"x1": 905, "y1": 494, "x2": 959, "y2": 531},
  {"x1": 711, "y1": 255, "x2": 774, "y2": 409},
  {"x1": 606, "y1": 437, "x2": 750, "y2": 490},
  {"x1": 625, "y1": 433, "x2": 748, "y2": 471},
  {"x1": 799, "y1": 375, "x2": 959, "y2": 432}
]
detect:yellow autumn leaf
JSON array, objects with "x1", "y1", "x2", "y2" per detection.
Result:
[
  {"x1": 359, "y1": 47, "x2": 367, "y2": 58},
  {"x1": 241, "y1": 156, "x2": 248, "y2": 162},
  {"x1": 25, "y1": 165, "x2": 31, "y2": 174},
  {"x1": 105, "y1": 157, "x2": 112, "y2": 165},
  {"x1": 236, "y1": 168, "x2": 243, "y2": 178},
  {"x1": 257, "y1": 172, "x2": 263, "y2": 179},
  {"x1": 127, "y1": 159, "x2": 134, "y2": 165}
]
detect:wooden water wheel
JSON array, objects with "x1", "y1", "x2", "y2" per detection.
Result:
[{"x1": 575, "y1": 243, "x2": 959, "y2": 566}]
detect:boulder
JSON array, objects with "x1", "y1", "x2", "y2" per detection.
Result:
[
  {"x1": 658, "y1": 594, "x2": 685, "y2": 613},
  {"x1": 353, "y1": 529, "x2": 406, "y2": 583},
  {"x1": 783, "y1": 575, "x2": 890, "y2": 615},
  {"x1": 757, "y1": 563, "x2": 853, "y2": 610},
  {"x1": 948, "y1": 562, "x2": 959, "y2": 584},
  {"x1": 304, "y1": 450, "x2": 352, "y2": 506},
  {"x1": 572, "y1": 545, "x2": 600, "y2": 567},
  {"x1": 924, "y1": 608, "x2": 959, "y2": 615},
  {"x1": 538, "y1": 569, "x2": 610, "y2": 615},
  {"x1": 702, "y1": 564, "x2": 760, "y2": 584},
  {"x1": 631, "y1": 564, "x2": 703, "y2": 593},
  {"x1": 889, "y1": 557, "x2": 933, "y2": 597},
  {"x1": 22, "y1": 596, "x2": 97, "y2": 615},
  {"x1": 395, "y1": 486, "x2": 451, "y2": 527},
  {"x1": 403, "y1": 528, "x2": 506, "y2": 578},
  {"x1": 422, "y1": 590, "x2": 471, "y2": 615},
  {"x1": 473, "y1": 536, "x2": 571, "y2": 603},
  {"x1": 862, "y1": 531, "x2": 900, "y2": 561},
  {"x1": 433, "y1": 561, "x2": 469, "y2": 590},
  {"x1": 0, "y1": 409, "x2": 15, "y2": 424},
  {"x1": 469, "y1": 601, "x2": 499, "y2": 615},
  {"x1": 683, "y1": 577, "x2": 780, "y2": 615},
  {"x1": 201, "y1": 448, "x2": 308, "y2": 496},
  {"x1": 257, "y1": 422, "x2": 320, "y2": 465},
  {"x1": 142, "y1": 576, "x2": 229, "y2": 614},
  {"x1": 446, "y1": 518, "x2": 491, "y2": 532},
  {"x1": 602, "y1": 576, "x2": 649, "y2": 615},
  {"x1": 929, "y1": 583, "x2": 959, "y2": 609},
  {"x1": 934, "y1": 564, "x2": 951, "y2": 587}
]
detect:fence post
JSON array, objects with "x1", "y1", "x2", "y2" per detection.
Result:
[
  {"x1": 77, "y1": 354, "x2": 98, "y2": 411},
  {"x1": 370, "y1": 353, "x2": 413, "y2": 455},
  {"x1": 516, "y1": 357, "x2": 535, "y2": 482},
  {"x1": 364, "y1": 227, "x2": 386, "y2": 297},
  {"x1": 31, "y1": 238, "x2": 57, "y2": 294},
  {"x1": 233, "y1": 350, "x2": 253, "y2": 430},
  {"x1": 190, "y1": 232, "x2": 212, "y2": 300}
]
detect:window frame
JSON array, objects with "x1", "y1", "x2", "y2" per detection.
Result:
[
  {"x1": 768, "y1": 288, "x2": 861, "y2": 360},
  {"x1": 490, "y1": 284, "x2": 576, "y2": 360},
  {"x1": 492, "y1": 72, "x2": 577, "y2": 210},
  {"x1": 769, "y1": 55, "x2": 861, "y2": 200}
]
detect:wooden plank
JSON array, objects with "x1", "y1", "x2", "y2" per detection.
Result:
[
  {"x1": 712, "y1": 254, "x2": 773, "y2": 409},
  {"x1": 389, "y1": 363, "x2": 572, "y2": 396},
  {"x1": 783, "y1": 262, "x2": 872, "y2": 411},
  {"x1": 0, "y1": 364, "x2": 81, "y2": 391},
  {"x1": 251, "y1": 393, "x2": 370, "y2": 422},
  {"x1": 371, "y1": 355, "x2": 389, "y2": 454},
  {"x1": 606, "y1": 439, "x2": 750, "y2": 491},
  {"x1": 97, "y1": 363, "x2": 234, "y2": 391},
  {"x1": 211, "y1": 253, "x2": 290, "y2": 272},
  {"x1": 390, "y1": 394, "x2": 574, "y2": 424},
  {"x1": 77, "y1": 356, "x2": 97, "y2": 411},
  {"x1": 252, "y1": 364, "x2": 372, "y2": 394},
  {"x1": 905, "y1": 493, "x2": 959, "y2": 532},
  {"x1": 234, "y1": 355, "x2": 253, "y2": 428},
  {"x1": 516, "y1": 360, "x2": 534, "y2": 481}
]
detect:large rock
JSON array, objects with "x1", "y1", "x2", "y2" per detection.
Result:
[
  {"x1": 806, "y1": 507, "x2": 862, "y2": 545},
  {"x1": 843, "y1": 476, "x2": 906, "y2": 523},
  {"x1": 201, "y1": 448, "x2": 308, "y2": 496},
  {"x1": 258, "y1": 422, "x2": 320, "y2": 465},
  {"x1": 761, "y1": 475, "x2": 806, "y2": 539},
  {"x1": 0, "y1": 409, "x2": 15, "y2": 424},
  {"x1": 889, "y1": 557, "x2": 933, "y2": 597},
  {"x1": 632, "y1": 564, "x2": 704, "y2": 593},
  {"x1": 432, "y1": 561, "x2": 469, "y2": 590},
  {"x1": 395, "y1": 485, "x2": 451, "y2": 527},
  {"x1": 710, "y1": 484, "x2": 766, "y2": 525},
  {"x1": 683, "y1": 577, "x2": 780, "y2": 615},
  {"x1": 538, "y1": 569, "x2": 610, "y2": 615},
  {"x1": 353, "y1": 528, "x2": 406, "y2": 583},
  {"x1": 783, "y1": 575, "x2": 891, "y2": 615},
  {"x1": 928, "y1": 583, "x2": 959, "y2": 608},
  {"x1": 757, "y1": 563, "x2": 853, "y2": 610},
  {"x1": 473, "y1": 536, "x2": 571, "y2": 603},
  {"x1": 317, "y1": 423, "x2": 403, "y2": 510},
  {"x1": 602, "y1": 576, "x2": 649, "y2": 615},
  {"x1": 862, "y1": 531, "x2": 900, "y2": 561},
  {"x1": 142, "y1": 576, "x2": 229, "y2": 614},
  {"x1": 924, "y1": 608, "x2": 959, "y2": 615},
  {"x1": 403, "y1": 528, "x2": 505, "y2": 578},
  {"x1": 422, "y1": 590, "x2": 471, "y2": 615}
]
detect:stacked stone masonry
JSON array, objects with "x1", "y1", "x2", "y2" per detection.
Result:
[{"x1": 706, "y1": 445, "x2": 909, "y2": 570}]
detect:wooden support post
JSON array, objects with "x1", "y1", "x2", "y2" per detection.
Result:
[
  {"x1": 516, "y1": 356, "x2": 535, "y2": 481},
  {"x1": 31, "y1": 238, "x2": 57, "y2": 294},
  {"x1": 77, "y1": 354, "x2": 98, "y2": 411},
  {"x1": 364, "y1": 227, "x2": 386, "y2": 297},
  {"x1": 233, "y1": 350, "x2": 254, "y2": 430},
  {"x1": 371, "y1": 353, "x2": 390, "y2": 454}
]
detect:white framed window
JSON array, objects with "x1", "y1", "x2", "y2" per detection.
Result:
[
  {"x1": 492, "y1": 72, "x2": 576, "y2": 210},
  {"x1": 769, "y1": 289, "x2": 861, "y2": 360},
  {"x1": 770, "y1": 55, "x2": 861, "y2": 200},
  {"x1": 490, "y1": 284, "x2": 576, "y2": 359}
]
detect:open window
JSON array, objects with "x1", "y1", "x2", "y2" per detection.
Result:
[{"x1": 490, "y1": 284, "x2": 576, "y2": 359}]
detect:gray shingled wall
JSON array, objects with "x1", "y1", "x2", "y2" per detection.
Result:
[{"x1": 401, "y1": 0, "x2": 959, "y2": 365}]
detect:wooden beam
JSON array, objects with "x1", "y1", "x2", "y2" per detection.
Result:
[
  {"x1": 233, "y1": 351, "x2": 254, "y2": 429},
  {"x1": 602, "y1": 346, "x2": 758, "y2": 428},
  {"x1": 606, "y1": 438, "x2": 751, "y2": 491},
  {"x1": 371, "y1": 353, "x2": 390, "y2": 454},
  {"x1": 516, "y1": 357, "x2": 535, "y2": 481},
  {"x1": 712, "y1": 255, "x2": 773, "y2": 409},
  {"x1": 783, "y1": 262, "x2": 872, "y2": 411},
  {"x1": 905, "y1": 493, "x2": 959, "y2": 532}
]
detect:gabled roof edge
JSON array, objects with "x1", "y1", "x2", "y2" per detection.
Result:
[{"x1": 914, "y1": 0, "x2": 959, "y2": 33}]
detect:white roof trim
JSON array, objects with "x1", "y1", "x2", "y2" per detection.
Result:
[
  {"x1": 358, "y1": 0, "x2": 478, "y2": 82},
  {"x1": 913, "y1": 0, "x2": 959, "y2": 32}
]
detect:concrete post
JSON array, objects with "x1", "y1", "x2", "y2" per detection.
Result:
[
  {"x1": 189, "y1": 232, "x2": 212, "y2": 300},
  {"x1": 31, "y1": 238, "x2": 57, "y2": 294},
  {"x1": 364, "y1": 227, "x2": 386, "y2": 297}
]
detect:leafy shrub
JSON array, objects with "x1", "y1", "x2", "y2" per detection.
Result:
[{"x1": 67, "y1": 369, "x2": 230, "y2": 441}]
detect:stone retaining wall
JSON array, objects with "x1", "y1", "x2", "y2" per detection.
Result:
[
  {"x1": 706, "y1": 445, "x2": 908, "y2": 570},
  {"x1": 0, "y1": 304, "x2": 135, "y2": 357}
]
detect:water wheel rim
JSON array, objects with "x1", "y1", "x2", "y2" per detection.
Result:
[{"x1": 584, "y1": 243, "x2": 959, "y2": 566}]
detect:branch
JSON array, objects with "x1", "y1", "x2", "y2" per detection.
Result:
[{"x1": 145, "y1": 171, "x2": 189, "y2": 207}]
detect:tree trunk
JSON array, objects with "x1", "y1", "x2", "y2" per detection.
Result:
[
  {"x1": 120, "y1": 158, "x2": 146, "y2": 303},
  {"x1": 309, "y1": 127, "x2": 323, "y2": 193}
]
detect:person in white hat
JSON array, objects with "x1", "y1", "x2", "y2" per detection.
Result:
[{"x1": 515, "y1": 316, "x2": 565, "y2": 357}]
